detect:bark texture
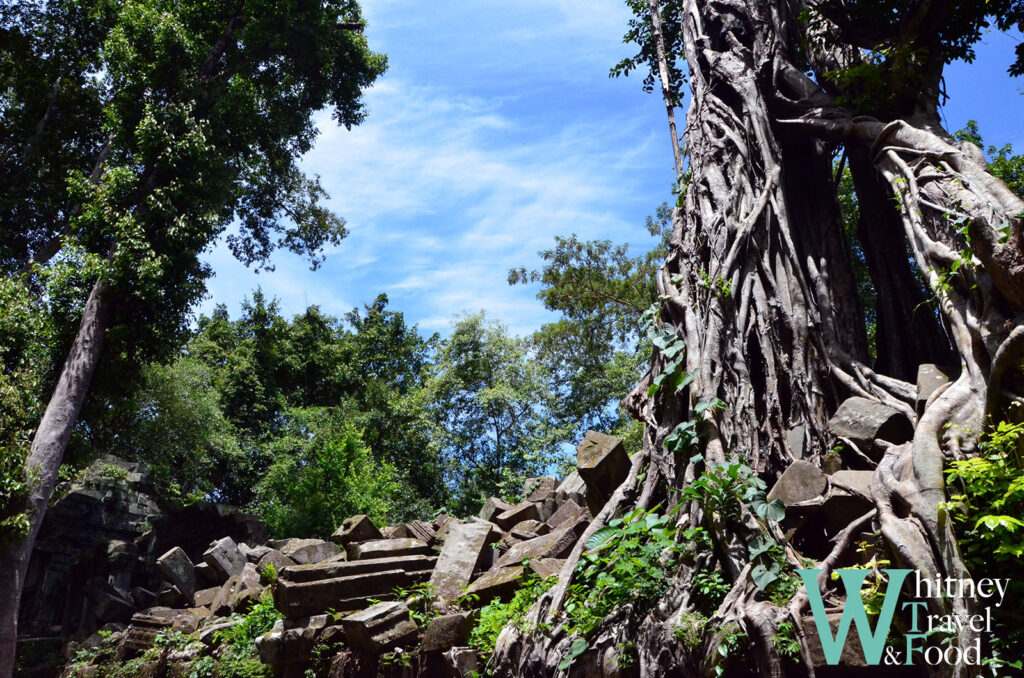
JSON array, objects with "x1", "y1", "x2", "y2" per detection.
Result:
[
  {"x1": 0, "y1": 279, "x2": 112, "y2": 678},
  {"x1": 491, "y1": 1, "x2": 1024, "y2": 676}
]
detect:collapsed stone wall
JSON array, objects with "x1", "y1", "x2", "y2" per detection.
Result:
[{"x1": 15, "y1": 456, "x2": 264, "y2": 676}]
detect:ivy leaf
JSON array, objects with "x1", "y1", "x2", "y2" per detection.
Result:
[
  {"x1": 747, "y1": 537, "x2": 774, "y2": 560},
  {"x1": 751, "y1": 563, "x2": 781, "y2": 590},
  {"x1": 765, "y1": 499, "x2": 786, "y2": 523}
]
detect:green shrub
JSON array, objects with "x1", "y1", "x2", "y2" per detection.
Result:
[
  {"x1": 673, "y1": 612, "x2": 708, "y2": 648},
  {"x1": 469, "y1": 573, "x2": 556, "y2": 661},
  {"x1": 252, "y1": 410, "x2": 401, "y2": 538},
  {"x1": 214, "y1": 592, "x2": 283, "y2": 660},
  {"x1": 557, "y1": 507, "x2": 679, "y2": 669},
  {"x1": 943, "y1": 420, "x2": 1024, "y2": 676}
]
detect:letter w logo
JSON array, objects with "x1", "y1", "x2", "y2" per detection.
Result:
[{"x1": 796, "y1": 568, "x2": 912, "y2": 665}]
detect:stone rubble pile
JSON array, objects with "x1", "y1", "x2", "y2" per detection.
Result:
[
  {"x1": 53, "y1": 431, "x2": 629, "y2": 678},
  {"x1": 28, "y1": 366, "x2": 949, "y2": 678}
]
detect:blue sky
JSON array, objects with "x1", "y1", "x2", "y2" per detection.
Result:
[{"x1": 200, "y1": 3, "x2": 1024, "y2": 337}]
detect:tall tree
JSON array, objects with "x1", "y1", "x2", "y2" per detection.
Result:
[
  {"x1": 425, "y1": 313, "x2": 564, "y2": 515},
  {"x1": 509, "y1": 205, "x2": 672, "y2": 441},
  {"x1": 495, "y1": 3, "x2": 1024, "y2": 676},
  {"x1": 0, "y1": 0, "x2": 385, "y2": 671}
]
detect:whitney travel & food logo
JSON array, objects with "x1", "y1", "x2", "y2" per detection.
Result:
[{"x1": 796, "y1": 568, "x2": 1009, "y2": 668}]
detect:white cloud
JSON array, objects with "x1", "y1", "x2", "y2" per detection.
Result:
[{"x1": 200, "y1": 0, "x2": 674, "y2": 334}]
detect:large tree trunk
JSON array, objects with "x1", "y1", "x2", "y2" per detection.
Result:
[
  {"x1": 491, "y1": 0, "x2": 1024, "y2": 676},
  {"x1": 0, "y1": 278, "x2": 111, "y2": 678}
]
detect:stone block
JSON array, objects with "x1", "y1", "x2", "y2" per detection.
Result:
[
  {"x1": 157, "y1": 547, "x2": 196, "y2": 600},
  {"x1": 509, "y1": 519, "x2": 549, "y2": 535},
  {"x1": 829, "y1": 470, "x2": 873, "y2": 498},
  {"x1": 202, "y1": 536, "x2": 246, "y2": 582},
  {"x1": 495, "y1": 518, "x2": 587, "y2": 568},
  {"x1": 520, "y1": 476, "x2": 558, "y2": 503},
  {"x1": 465, "y1": 566, "x2": 524, "y2": 603},
  {"x1": 274, "y1": 567, "x2": 431, "y2": 618},
  {"x1": 422, "y1": 611, "x2": 476, "y2": 653},
  {"x1": 444, "y1": 647, "x2": 480, "y2": 678},
  {"x1": 155, "y1": 582, "x2": 186, "y2": 608},
  {"x1": 256, "y1": 548, "x2": 295, "y2": 576},
  {"x1": 917, "y1": 364, "x2": 958, "y2": 415},
  {"x1": 331, "y1": 514, "x2": 383, "y2": 545},
  {"x1": 576, "y1": 431, "x2": 630, "y2": 514},
  {"x1": 406, "y1": 520, "x2": 438, "y2": 546},
  {"x1": 194, "y1": 562, "x2": 217, "y2": 584},
  {"x1": 341, "y1": 601, "x2": 419, "y2": 653},
  {"x1": 528, "y1": 558, "x2": 565, "y2": 579},
  {"x1": 346, "y1": 537, "x2": 431, "y2": 560},
  {"x1": 767, "y1": 460, "x2": 827, "y2": 506},
  {"x1": 546, "y1": 499, "x2": 590, "y2": 530},
  {"x1": 493, "y1": 502, "x2": 540, "y2": 531},
  {"x1": 429, "y1": 522, "x2": 493, "y2": 601},
  {"x1": 279, "y1": 554, "x2": 436, "y2": 584},
  {"x1": 277, "y1": 538, "x2": 341, "y2": 565},
  {"x1": 436, "y1": 516, "x2": 463, "y2": 543},
  {"x1": 478, "y1": 497, "x2": 513, "y2": 524},
  {"x1": 828, "y1": 397, "x2": 913, "y2": 461},
  {"x1": 194, "y1": 586, "x2": 219, "y2": 609},
  {"x1": 555, "y1": 471, "x2": 588, "y2": 505},
  {"x1": 130, "y1": 587, "x2": 156, "y2": 610},
  {"x1": 241, "y1": 544, "x2": 271, "y2": 563},
  {"x1": 383, "y1": 524, "x2": 410, "y2": 539},
  {"x1": 465, "y1": 517, "x2": 504, "y2": 543},
  {"x1": 210, "y1": 576, "x2": 239, "y2": 616}
]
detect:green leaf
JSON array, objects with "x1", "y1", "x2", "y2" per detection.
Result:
[
  {"x1": 765, "y1": 500, "x2": 786, "y2": 523},
  {"x1": 751, "y1": 563, "x2": 780, "y2": 590},
  {"x1": 559, "y1": 637, "x2": 589, "y2": 670},
  {"x1": 974, "y1": 515, "x2": 1024, "y2": 532},
  {"x1": 586, "y1": 526, "x2": 620, "y2": 550}
]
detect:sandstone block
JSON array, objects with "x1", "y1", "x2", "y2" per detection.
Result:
[
  {"x1": 347, "y1": 538, "x2": 431, "y2": 561},
  {"x1": 495, "y1": 518, "x2": 587, "y2": 568},
  {"x1": 193, "y1": 586, "x2": 219, "y2": 609},
  {"x1": 520, "y1": 476, "x2": 558, "y2": 503},
  {"x1": 341, "y1": 601, "x2": 418, "y2": 653},
  {"x1": 274, "y1": 567, "x2": 431, "y2": 618},
  {"x1": 202, "y1": 537, "x2": 246, "y2": 582},
  {"x1": 478, "y1": 497, "x2": 513, "y2": 523},
  {"x1": 256, "y1": 548, "x2": 295, "y2": 576},
  {"x1": 509, "y1": 519, "x2": 549, "y2": 535},
  {"x1": 546, "y1": 499, "x2": 589, "y2": 530},
  {"x1": 279, "y1": 554, "x2": 436, "y2": 584},
  {"x1": 429, "y1": 522, "x2": 493, "y2": 601},
  {"x1": 493, "y1": 502, "x2": 540, "y2": 531},
  {"x1": 422, "y1": 612, "x2": 476, "y2": 653},
  {"x1": 157, "y1": 547, "x2": 196, "y2": 600},
  {"x1": 767, "y1": 460, "x2": 827, "y2": 506},
  {"x1": 577, "y1": 431, "x2": 630, "y2": 513},
  {"x1": 331, "y1": 514, "x2": 383, "y2": 545},
  {"x1": 555, "y1": 471, "x2": 588, "y2": 505},
  {"x1": 277, "y1": 538, "x2": 341, "y2": 565},
  {"x1": 528, "y1": 558, "x2": 565, "y2": 579},
  {"x1": 406, "y1": 520, "x2": 438, "y2": 546},
  {"x1": 828, "y1": 397, "x2": 913, "y2": 461},
  {"x1": 465, "y1": 566, "x2": 524, "y2": 603}
]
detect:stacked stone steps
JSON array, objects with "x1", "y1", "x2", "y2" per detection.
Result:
[{"x1": 274, "y1": 553, "x2": 438, "y2": 618}]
